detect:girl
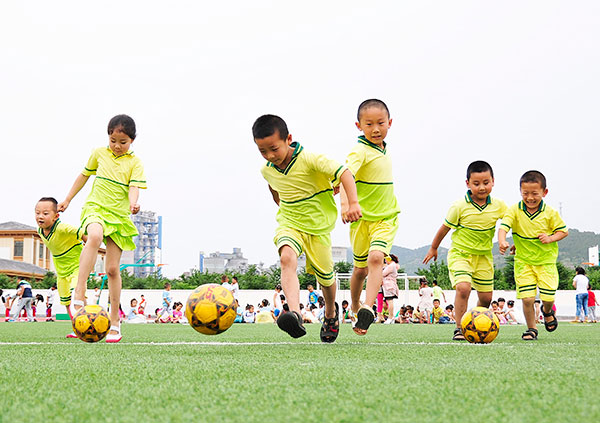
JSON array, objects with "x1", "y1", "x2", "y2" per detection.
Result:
[
  {"x1": 382, "y1": 254, "x2": 400, "y2": 324},
  {"x1": 58, "y1": 115, "x2": 146, "y2": 343}
]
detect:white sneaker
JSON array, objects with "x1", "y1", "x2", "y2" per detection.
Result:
[
  {"x1": 384, "y1": 319, "x2": 394, "y2": 324},
  {"x1": 105, "y1": 325, "x2": 122, "y2": 343}
]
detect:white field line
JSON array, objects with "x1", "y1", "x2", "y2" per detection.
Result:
[{"x1": 0, "y1": 341, "x2": 576, "y2": 346}]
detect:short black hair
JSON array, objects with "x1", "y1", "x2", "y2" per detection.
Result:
[
  {"x1": 252, "y1": 114, "x2": 289, "y2": 140},
  {"x1": 466, "y1": 161, "x2": 494, "y2": 179},
  {"x1": 576, "y1": 266, "x2": 586, "y2": 275},
  {"x1": 38, "y1": 197, "x2": 58, "y2": 212},
  {"x1": 497, "y1": 297, "x2": 505, "y2": 302},
  {"x1": 507, "y1": 300, "x2": 514, "y2": 306},
  {"x1": 389, "y1": 254, "x2": 398, "y2": 264},
  {"x1": 357, "y1": 99, "x2": 390, "y2": 121},
  {"x1": 492, "y1": 301, "x2": 498, "y2": 306},
  {"x1": 520, "y1": 170, "x2": 547, "y2": 189},
  {"x1": 107, "y1": 114, "x2": 136, "y2": 140}
]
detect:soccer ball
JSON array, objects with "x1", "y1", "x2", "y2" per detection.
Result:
[
  {"x1": 460, "y1": 306, "x2": 500, "y2": 344},
  {"x1": 186, "y1": 284, "x2": 236, "y2": 335},
  {"x1": 72, "y1": 304, "x2": 111, "y2": 343}
]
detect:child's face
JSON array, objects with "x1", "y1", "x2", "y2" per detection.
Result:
[
  {"x1": 356, "y1": 106, "x2": 392, "y2": 146},
  {"x1": 433, "y1": 301, "x2": 440, "y2": 309},
  {"x1": 492, "y1": 304, "x2": 498, "y2": 311},
  {"x1": 108, "y1": 129, "x2": 134, "y2": 156},
  {"x1": 131, "y1": 300, "x2": 137, "y2": 307},
  {"x1": 255, "y1": 130, "x2": 294, "y2": 169},
  {"x1": 498, "y1": 300, "x2": 505, "y2": 308},
  {"x1": 35, "y1": 201, "x2": 59, "y2": 230},
  {"x1": 466, "y1": 171, "x2": 494, "y2": 203},
  {"x1": 520, "y1": 181, "x2": 547, "y2": 212}
]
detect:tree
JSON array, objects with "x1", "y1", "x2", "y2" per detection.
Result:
[
  {"x1": 334, "y1": 261, "x2": 353, "y2": 274},
  {"x1": 500, "y1": 255, "x2": 515, "y2": 290},
  {"x1": 416, "y1": 260, "x2": 450, "y2": 289},
  {"x1": 556, "y1": 262, "x2": 575, "y2": 290}
]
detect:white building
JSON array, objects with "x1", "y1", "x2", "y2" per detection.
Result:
[{"x1": 201, "y1": 248, "x2": 248, "y2": 273}]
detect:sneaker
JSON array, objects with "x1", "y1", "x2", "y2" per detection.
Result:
[
  {"x1": 66, "y1": 332, "x2": 78, "y2": 339},
  {"x1": 320, "y1": 303, "x2": 340, "y2": 343},
  {"x1": 106, "y1": 326, "x2": 122, "y2": 343},
  {"x1": 384, "y1": 318, "x2": 395, "y2": 324},
  {"x1": 277, "y1": 311, "x2": 306, "y2": 338}
]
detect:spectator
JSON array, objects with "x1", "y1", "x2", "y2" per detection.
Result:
[
  {"x1": 302, "y1": 304, "x2": 318, "y2": 323},
  {"x1": 9, "y1": 280, "x2": 34, "y2": 322},
  {"x1": 316, "y1": 296, "x2": 326, "y2": 322},
  {"x1": 418, "y1": 280, "x2": 434, "y2": 324},
  {"x1": 231, "y1": 276, "x2": 240, "y2": 300},
  {"x1": 234, "y1": 299, "x2": 243, "y2": 323},
  {"x1": 221, "y1": 275, "x2": 232, "y2": 291},
  {"x1": 588, "y1": 284, "x2": 598, "y2": 323},
  {"x1": 255, "y1": 299, "x2": 274, "y2": 323},
  {"x1": 127, "y1": 298, "x2": 146, "y2": 324},
  {"x1": 162, "y1": 283, "x2": 173, "y2": 316},
  {"x1": 46, "y1": 285, "x2": 56, "y2": 321},
  {"x1": 573, "y1": 267, "x2": 589, "y2": 323},
  {"x1": 155, "y1": 307, "x2": 171, "y2": 323},
  {"x1": 491, "y1": 301, "x2": 507, "y2": 325},
  {"x1": 505, "y1": 300, "x2": 518, "y2": 324},
  {"x1": 243, "y1": 304, "x2": 256, "y2": 323},
  {"x1": 307, "y1": 284, "x2": 320, "y2": 307},
  {"x1": 432, "y1": 280, "x2": 446, "y2": 304},
  {"x1": 93, "y1": 286, "x2": 101, "y2": 305},
  {"x1": 273, "y1": 284, "x2": 284, "y2": 318},
  {"x1": 172, "y1": 302, "x2": 185, "y2": 324},
  {"x1": 341, "y1": 300, "x2": 352, "y2": 324},
  {"x1": 432, "y1": 299, "x2": 450, "y2": 323},
  {"x1": 445, "y1": 305, "x2": 456, "y2": 323},
  {"x1": 382, "y1": 254, "x2": 400, "y2": 324}
]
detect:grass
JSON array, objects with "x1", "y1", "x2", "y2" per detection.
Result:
[{"x1": 1, "y1": 322, "x2": 599, "y2": 423}]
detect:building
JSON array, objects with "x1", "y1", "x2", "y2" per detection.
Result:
[
  {"x1": 126, "y1": 211, "x2": 162, "y2": 277},
  {"x1": 0, "y1": 221, "x2": 105, "y2": 279},
  {"x1": 200, "y1": 248, "x2": 248, "y2": 274},
  {"x1": 331, "y1": 246, "x2": 349, "y2": 264}
]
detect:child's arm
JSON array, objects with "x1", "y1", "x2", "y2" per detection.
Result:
[
  {"x1": 129, "y1": 186, "x2": 140, "y2": 214},
  {"x1": 423, "y1": 225, "x2": 451, "y2": 264},
  {"x1": 58, "y1": 174, "x2": 90, "y2": 212},
  {"x1": 339, "y1": 170, "x2": 362, "y2": 223},
  {"x1": 498, "y1": 228, "x2": 510, "y2": 254},
  {"x1": 267, "y1": 185, "x2": 280, "y2": 206},
  {"x1": 538, "y1": 230, "x2": 568, "y2": 244}
]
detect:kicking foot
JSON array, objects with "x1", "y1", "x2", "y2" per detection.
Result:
[
  {"x1": 353, "y1": 305, "x2": 375, "y2": 335},
  {"x1": 106, "y1": 326, "x2": 122, "y2": 343},
  {"x1": 277, "y1": 311, "x2": 306, "y2": 338},
  {"x1": 320, "y1": 303, "x2": 340, "y2": 343},
  {"x1": 541, "y1": 306, "x2": 558, "y2": 332},
  {"x1": 70, "y1": 299, "x2": 85, "y2": 315},
  {"x1": 452, "y1": 327, "x2": 466, "y2": 341},
  {"x1": 521, "y1": 327, "x2": 538, "y2": 341}
]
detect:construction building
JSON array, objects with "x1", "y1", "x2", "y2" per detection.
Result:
[
  {"x1": 128, "y1": 211, "x2": 163, "y2": 277},
  {"x1": 200, "y1": 248, "x2": 248, "y2": 274}
]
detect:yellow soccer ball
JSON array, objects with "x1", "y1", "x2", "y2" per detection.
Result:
[
  {"x1": 72, "y1": 304, "x2": 111, "y2": 343},
  {"x1": 186, "y1": 284, "x2": 236, "y2": 335},
  {"x1": 460, "y1": 306, "x2": 500, "y2": 344}
]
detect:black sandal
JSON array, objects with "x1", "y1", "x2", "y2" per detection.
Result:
[
  {"x1": 522, "y1": 327, "x2": 538, "y2": 341},
  {"x1": 452, "y1": 327, "x2": 465, "y2": 341},
  {"x1": 320, "y1": 303, "x2": 340, "y2": 343},
  {"x1": 541, "y1": 306, "x2": 558, "y2": 332},
  {"x1": 355, "y1": 305, "x2": 375, "y2": 333},
  {"x1": 277, "y1": 311, "x2": 306, "y2": 338}
]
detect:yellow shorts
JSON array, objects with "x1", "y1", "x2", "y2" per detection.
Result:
[
  {"x1": 447, "y1": 248, "x2": 494, "y2": 292},
  {"x1": 274, "y1": 228, "x2": 334, "y2": 287},
  {"x1": 57, "y1": 271, "x2": 78, "y2": 305},
  {"x1": 514, "y1": 260, "x2": 558, "y2": 301},
  {"x1": 350, "y1": 216, "x2": 398, "y2": 268}
]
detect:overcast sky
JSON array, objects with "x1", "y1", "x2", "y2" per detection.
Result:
[{"x1": 1, "y1": 1, "x2": 599, "y2": 277}]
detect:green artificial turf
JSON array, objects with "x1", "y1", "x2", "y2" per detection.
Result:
[{"x1": 1, "y1": 322, "x2": 599, "y2": 422}]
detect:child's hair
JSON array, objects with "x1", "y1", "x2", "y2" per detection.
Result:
[
  {"x1": 497, "y1": 297, "x2": 505, "y2": 303},
  {"x1": 108, "y1": 114, "x2": 136, "y2": 140},
  {"x1": 35, "y1": 294, "x2": 44, "y2": 303},
  {"x1": 155, "y1": 308, "x2": 160, "y2": 314},
  {"x1": 317, "y1": 296, "x2": 325, "y2": 306},
  {"x1": 432, "y1": 280, "x2": 438, "y2": 286},
  {"x1": 38, "y1": 197, "x2": 58, "y2": 211},
  {"x1": 252, "y1": 114, "x2": 289, "y2": 140},
  {"x1": 299, "y1": 303, "x2": 304, "y2": 310},
  {"x1": 576, "y1": 266, "x2": 585, "y2": 275},
  {"x1": 280, "y1": 294, "x2": 285, "y2": 301},
  {"x1": 282, "y1": 304, "x2": 290, "y2": 312},
  {"x1": 491, "y1": 301, "x2": 498, "y2": 306},
  {"x1": 52, "y1": 284, "x2": 57, "y2": 289},
  {"x1": 310, "y1": 304, "x2": 317, "y2": 311},
  {"x1": 232, "y1": 276, "x2": 238, "y2": 282},
  {"x1": 342, "y1": 300, "x2": 349, "y2": 307},
  {"x1": 164, "y1": 282, "x2": 171, "y2": 289},
  {"x1": 389, "y1": 254, "x2": 399, "y2": 264},
  {"x1": 357, "y1": 99, "x2": 390, "y2": 121},
  {"x1": 130, "y1": 298, "x2": 137, "y2": 306},
  {"x1": 221, "y1": 275, "x2": 228, "y2": 283},
  {"x1": 466, "y1": 161, "x2": 494, "y2": 179},
  {"x1": 433, "y1": 299, "x2": 440, "y2": 304},
  {"x1": 520, "y1": 170, "x2": 546, "y2": 189},
  {"x1": 261, "y1": 299, "x2": 269, "y2": 307},
  {"x1": 445, "y1": 305, "x2": 453, "y2": 311},
  {"x1": 507, "y1": 300, "x2": 514, "y2": 307},
  {"x1": 275, "y1": 284, "x2": 282, "y2": 291}
]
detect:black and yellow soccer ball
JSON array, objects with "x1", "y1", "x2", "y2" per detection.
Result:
[
  {"x1": 460, "y1": 306, "x2": 500, "y2": 344},
  {"x1": 72, "y1": 304, "x2": 111, "y2": 343},
  {"x1": 185, "y1": 284, "x2": 236, "y2": 335}
]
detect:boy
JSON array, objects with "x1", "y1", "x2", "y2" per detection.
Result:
[
  {"x1": 162, "y1": 282, "x2": 172, "y2": 316},
  {"x1": 46, "y1": 285, "x2": 56, "y2": 321},
  {"x1": 423, "y1": 161, "x2": 507, "y2": 340},
  {"x1": 499, "y1": 170, "x2": 568, "y2": 340},
  {"x1": 432, "y1": 299, "x2": 449, "y2": 323},
  {"x1": 35, "y1": 197, "x2": 86, "y2": 336},
  {"x1": 253, "y1": 114, "x2": 361, "y2": 342},
  {"x1": 340, "y1": 99, "x2": 401, "y2": 335}
]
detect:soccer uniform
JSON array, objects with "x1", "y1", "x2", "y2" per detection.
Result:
[
  {"x1": 80, "y1": 147, "x2": 147, "y2": 251},
  {"x1": 444, "y1": 192, "x2": 507, "y2": 292},
  {"x1": 38, "y1": 219, "x2": 83, "y2": 306},
  {"x1": 346, "y1": 136, "x2": 400, "y2": 267},
  {"x1": 261, "y1": 142, "x2": 346, "y2": 287},
  {"x1": 500, "y1": 201, "x2": 567, "y2": 301}
]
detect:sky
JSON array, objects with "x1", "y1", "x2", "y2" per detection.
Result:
[{"x1": 1, "y1": 1, "x2": 599, "y2": 277}]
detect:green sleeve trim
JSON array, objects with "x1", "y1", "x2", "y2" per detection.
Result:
[
  {"x1": 444, "y1": 219, "x2": 458, "y2": 228},
  {"x1": 500, "y1": 223, "x2": 511, "y2": 230},
  {"x1": 332, "y1": 166, "x2": 344, "y2": 183},
  {"x1": 84, "y1": 167, "x2": 97, "y2": 172},
  {"x1": 130, "y1": 179, "x2": 146, "y2": 183}
]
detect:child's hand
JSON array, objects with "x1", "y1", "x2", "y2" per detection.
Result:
[
  {"x1": 423, "y1": 248, "x2": 437, "y2": 264},
  {"x1": 333, "y1": 185, "x2": 340, "y2": 195},
  {"x1": 130, "y1": 203, "x2": 140, "y2": 214},
  {"x1": 538, "y1": 233, "x2": 552, "y2": 244},
  {"x1": 343, "y1": 202, "x2": 362, "y2": 224},
  {"x1": 498, "y1": 241, "x2": 510, "y2": 254},
  {"x1": 57, "y1": 200, "x2": 70, "y2": 212}
]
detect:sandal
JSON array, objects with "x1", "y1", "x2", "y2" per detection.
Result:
[
  {"x1": 277, "y1": 311, "x2": 306, "y2": 338},
  {"x1": 521, "y1": 327, "x2": 538, "y2": 341},
  {"x1": 353, "y1": 305, "x2": 375, "y2": 335},
  {"x1": 452, "y1": 327, "x2": 465, "y2": 341},
  {"x1": 541, "y1": 306, "x2": 558, "y2": 332},
  {"x1": 320, "y1": 303, "x2": 340, "y2": 343},
  {"x1": 106, "y1": 325, "x2": 122, "y2": 343}
]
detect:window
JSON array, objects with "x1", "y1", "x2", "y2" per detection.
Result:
[
  {"x1": 14, "y1": 240, "x2": 24, "y2": 259},
  {"x1": 39, "y1": 243, "x2": 44, "y2": 259}
]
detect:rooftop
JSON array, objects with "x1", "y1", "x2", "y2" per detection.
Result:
[
  {"x1": 0, "y1": 258, "x2": 48, "y2": 278},
  {"x1": 0, "y1": 221, "x2": 37, "y2": 231}
]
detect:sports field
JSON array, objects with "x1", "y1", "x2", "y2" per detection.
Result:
[{"x1": 1, "y1": 322, "x2": 598, "y2": 423}]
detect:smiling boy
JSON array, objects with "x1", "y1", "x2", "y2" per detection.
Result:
[
  {"x1": 253, "y1": 114, "x2": 361, "y2": 343},
  {"x1": 423, "y1": 161, "x2": 507, "y2": 340}
]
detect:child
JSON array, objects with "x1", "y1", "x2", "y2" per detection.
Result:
[
  {"x1": 234, "y1": 299, "x2": 244, "y2": 323},
  {"x1": 417, "y1": 280, "x2": 434, "y2": 324},
  {"x1": 35, "y1": 197, "x2": 86, "y2": 336},
  {"x1": 588, "y1": 284, "x2": 598, "y2": 323},
  {"x1": 445, "y1": 305, "x2": 456, "y2": 323},
  {"x1": 572, "y1": 267, "x2": 589, "y2": 323},
  {"x1": 162, "y1": 283, "x2": 173, "y2": 316},
  {"x1": 172, "y1": 302, "x2": 184, "y2": 324},
  {"x1": 339, "y1": 99, "x2": 400, "y2": 335},
  {"x1": 243, "y1": 305, "x2": 256, "y2": 323},
  {"x1": 491, "y1": 301, "x2": 507, "y2": 325},
  {"x1": 432, "y1": 299, "x2": 449, "y2": 323},
  {"x1": 382, "y1": 254, "x2": 400, "y2": 324},
  {"x1": 505, "y1": 300, "x2": 518, "y2": 324},
  {"x1": 424, "y1": 161, "x2": 507, "y2": 341},
  {"x1": 46, "y1": 285, "x2": 56, "y2": 322},
  {"x1": 341, "y1": 300, "x2": 352, "y2": 323},
  {"x1": 126, "y1": 298, "x2": 146, "y2": 324},
  {"x1": 253, "y1": 114, "x2": 361, "y2": 342},
  {"x1": 499, "y1": 170, "x2": 568, "y2": 340}
]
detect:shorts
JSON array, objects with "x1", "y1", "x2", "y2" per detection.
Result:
[
  {"x1": 514, "y1": 260, "x2": 558, "y2": 302},
  {"x1": 274, "y1": 227, "x2": 334, "y2": 287},
  {"x1": 57, "y1": 272, "x2": 78, "y2": 306},
  {"x1": 350, "y1": 216, "x2": 398, "y2": 268},
  {"x1": 447, "y1": 248, "x2": 494, "y2": 293}
]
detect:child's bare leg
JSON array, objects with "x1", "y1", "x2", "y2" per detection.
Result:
[
  {"x1": 105, "y1": 238, "x2": 123, "y2": 334},
  {"x1": 321, "y1": 284, "x2": 336, "y2": 319},
  {"x1": 453, "y1": 282, "x2": 471, "y2": 329},
  {"x1": 364, "y1": 251, "x2": 385, "y2": 308},
  {"x1": 279, "y1": 246, "x2": 300, "y2": 314},
  {"x1": 541, "y1": 300, "x2": 556, "y2": 325},
  {"x1": 74, "y1": 223, "x2": 103, "y2": 307},
  {"x1": 350, "y1": 266, "x2": 368, "y2": 314},
  {"x1": 522, "y1": 297, "x2": 536, "y2": 329},
  {"x1": 476, "y1": 291, "x2": 492, "y2": 308}
]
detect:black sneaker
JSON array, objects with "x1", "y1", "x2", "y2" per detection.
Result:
[
  {"x1": 277, "y1": 311, "x2": 306, "y2": 338},
  {"x1": 320, "y1": 302, "x2": 340, "y2": 343}
]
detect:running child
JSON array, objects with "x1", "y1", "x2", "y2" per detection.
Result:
[
  {"x1": 339, "y1": 99, "x2": 401, "y2": 335},
  {"x1": 498, "y1": 170, "x2": 568, "y2": 340},
  {"x1": 423, "y1": 161, "x2": 507, "y2": 340},
  {"x1": 58, "y1": 114, "x2": 146, "y2": 343},
  {"x1": 253, "y1": 114, "x2": 361, "y2": 342}
]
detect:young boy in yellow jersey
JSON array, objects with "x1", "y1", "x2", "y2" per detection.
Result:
[
  {"x1": 340, "y1": 99, "x2": 400, "y2": 335},
  {"x1": 253, "y1": 114, "x2": 362, "y2": 342},
  {"x1": 498, "y1": 170, "x2": 568, "y2": 340},
  {"x1": 35, "y1": 197, "x2": 87, "y2": 338},
  {"x1": 423, "y1": 161, "x2": 507, "y2": 341}
]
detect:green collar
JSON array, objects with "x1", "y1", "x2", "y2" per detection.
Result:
[
  {"x1": 268, "y1": 142, "x2": 303, "y2": 175},
  {"x1": 39, "y1": 219, "x2": 60, "y2": 240},
  {"x1": 466, "y1": 191, "x2": 491, "y2": 211},
  {"x1": 357, "y1": 135, "x2": 386, "y2": 154},
  {"x1": 106, "y1": 146, "x2": 134, "y2": 159},
  {"x1": 519, "y1": 200, "x2": 545, "y2": 219}
]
